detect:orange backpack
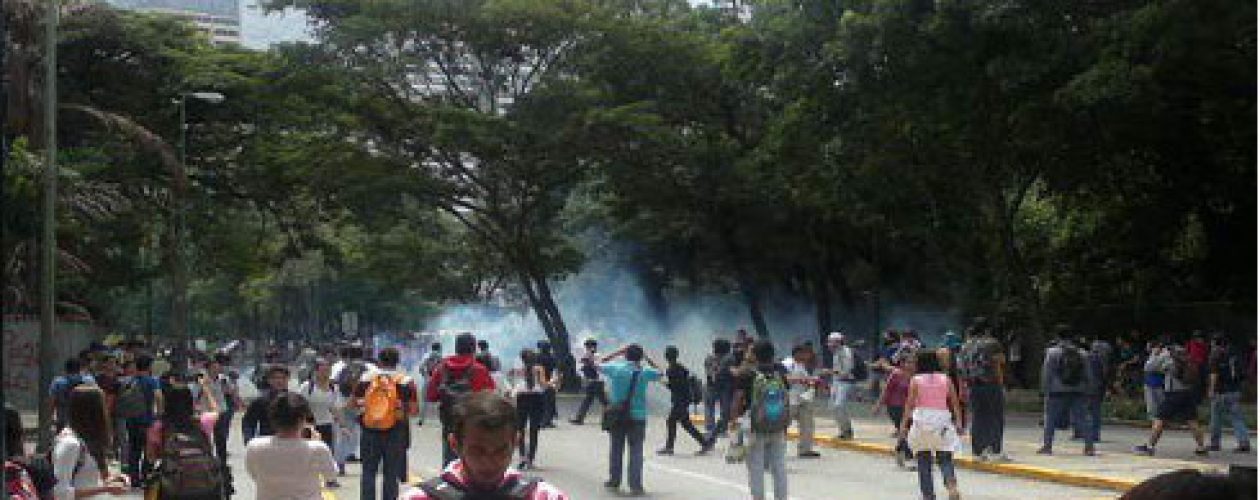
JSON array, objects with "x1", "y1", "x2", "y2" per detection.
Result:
[{"x1": 362, "y1": 373, "x2": 404, "y2": 430}]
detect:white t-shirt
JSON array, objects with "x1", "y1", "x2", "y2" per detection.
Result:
[
  {"x1": 299, "y1": 380, "x2": 339, "y2": 425},
  {"x1": 245, "y1": 436, "x2": 337, "y2": 500},
  {"x1": 52, "y1": 428, "x2": 103, "y2": 500}
]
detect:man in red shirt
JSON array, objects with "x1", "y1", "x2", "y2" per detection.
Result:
[
  {"x1": 1187, "y1": 331, "x2": 1210, "y2": 367},
  {"x1": 426, "y1": 332, "x2": 496, "y2": 467}
]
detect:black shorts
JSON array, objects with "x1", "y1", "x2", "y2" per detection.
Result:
[{"x1": 1157, "y1": 391, "x2": 1200, "y2": 423}]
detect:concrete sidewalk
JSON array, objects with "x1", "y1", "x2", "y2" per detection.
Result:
[{"x1": 695, "y1": 402, "x2": 1256, "y2": 493}]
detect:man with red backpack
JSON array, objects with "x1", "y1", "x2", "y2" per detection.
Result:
[
  {"x1": 426, "y1": 333, "x2": 496, "y2": 468},
  {"x1": 353, "y1": 347, "x2": 419, "y2": 500}
]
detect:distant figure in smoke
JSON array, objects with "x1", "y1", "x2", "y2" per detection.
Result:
[
  {"x1": 570, "y1": 338, "x2": 609, "y2": 425},
  {"x1": 535, "y1": 341, "x2": 560, "y2": 428},
  {"x1": 703, "y1": 339, "x2": 737, "y2": 439},
  {"x1": 658, "y1": 345, "x2": 713, "y2": 456}
]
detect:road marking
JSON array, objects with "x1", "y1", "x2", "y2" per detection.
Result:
[{"x1": 643, "y1": 460, "x2": 809, "y2": 500}]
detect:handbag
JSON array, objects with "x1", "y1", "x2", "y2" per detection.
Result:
[{"x1": 601, "y1": 370, "x2": 641, "y2": 432}]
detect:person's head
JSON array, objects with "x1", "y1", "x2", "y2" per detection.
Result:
[
  {"x1": 713, "y1": 339, "x2": 731, "y2": 356},
  {"x1": 827, "y1": 332, "x2": 845, "y2": 349},
  {"x1": 5, "y1": 405, "x2": 23, "y2": 458},
  {"x1": 64, "y1": 357, "x2": 82, "y2": 375},
  {"x1": 97, "y1": 356, "x2": 117, "y2": 374},
  {"x1": 752, "y1": 340, "x2": 775, "y2": 364},
  {"x1": 206, "y1": 354, "x2": 223, "y2": 374},
  {"x1": 162, "y1": 385, "x2": 198, "y2": 427},
  {"x1": 915, "y1": 349, "x2": 942, "y2": 374},
  {"x1": 584, "y1": 338, "x2": 598, "y2": 352},
  {"x1": 1119, "y1": 469, "x2": 1241, "y2": 500},
  {"x1": 477, "y1": 340, "x2": 490, "y2": 352},
  {"x1": 268, "y1": 392, "x2": 313, "y2": 435},
  {"x1": 792, "y1": 344, "x2": 809, "y2": 362},
  {"x1": 664, "y1": 345, "x2": 680, "y2": 363},
  {"x1": 448, "y1": 392, "x2": 519, "y2": 490},
  {"x1": 313, "y1": 357, "x2": 333, "y2": 381},
  {"x1": 66, "y1": 386, "x2": 110, "y2": 475},
  {"x1": 897, "y1": 351, "x2": 918, "y2": 373},
  {"x1": 266, "y1": 365, "x2": 290, "y2": 391},
  {"x1": 456, "y1": 333, "x2": 477, "y2": 355},
  {"x1": 625, "y1": 344, "x2": 644, "y2": 363},
  {"x1": 519, "y1": 348, "x2": 537, "y2": 365},
  {"x1": 135, "y1": 354, "x2": 154, "y2": 373},
  {"x1": 431, "y1": 342, "x2": 442, "y2": 353},
  {"x1": 378, "y1": 347, "x2": 401, "y2": 369}
]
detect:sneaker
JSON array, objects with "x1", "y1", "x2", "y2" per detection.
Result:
[
  {"x1": 1036, "y1": 447, "x2": 1052, "y2": 455},
  {"x1": 346, "y1": 454, "x2": 361, "y2": 463},
  {"x1": 568, "y1": 419, "x2": 584, "y2": 425},
  {"x1": 628, "y1": 487, "x2": 647, "y2": 496},
  {"x1": 1083, "y1": 445, "x2": 1096, "y2": 457},
  {"x1": 1234, "y1": 445, "x2": 1251, "y2": 454},
  {"x1": 698, "y1": 443, "x2": 715, "y2": 455},
  {"x1": 1194, "y1": 447, "x2": 1209, "y2": 457},
  {"x1": 324, "y1": 480, "x2": 340, "y2": 489},
  {"x1": 603, "y1": 481, "x2": 620, "y2": 491},
  {"x1": 656, "y1": 448, "x2": 674, "y2": 456},
  {"x1": 838, "y1": 432, "x2": 854, "y2": 440},
  {"x1": 1133, "y1": 445, "x2": 1154, "y2": 456},
  {"x1": 799, "y1": 451, "x2": 821, "y2": 459}
]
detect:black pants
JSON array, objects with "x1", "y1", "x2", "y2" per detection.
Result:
[
  {"x1": 969, "y1": 383, "x2": 1005, "y2": 455},
  {"x1": 517, "y1": 393, "x2": 546, "y2": 460},
  {"x1": 543, "y1": 387, "x2": 558, "y2": 425},
  {"x1": 664, "y1": 401, "x2": 706, "y2": 450},
  {"x1": 887, "y1": 406, "x2": 912, "y2": 460},
  {"x1": 360, "y1": 424, "x2": 407, "y2": 500},
  {"x1": 214, "y1": 410, "x2": 233, "y2": 466},
  {"x1": 573, "y1": 381, "x2": 608, "y2": 423},
  {"x1": 316, "y1": 423, "x2": 337, "y2": 465},
  {"x1": 125, "y1": 421, "x2": 152, "y2": 483}
]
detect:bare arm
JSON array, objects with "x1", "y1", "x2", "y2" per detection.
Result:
[{"x1": 948, "y1": 379, "x2": 964, "y2": 433}]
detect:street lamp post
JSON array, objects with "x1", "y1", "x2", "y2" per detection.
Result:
[{"x1": 170, "y1": 91, "x2": 224, "y2": 370}]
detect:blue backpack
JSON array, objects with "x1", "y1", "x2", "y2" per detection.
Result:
[{"x1": 750, "y1": 371, "x2": 790, "y2": 434}]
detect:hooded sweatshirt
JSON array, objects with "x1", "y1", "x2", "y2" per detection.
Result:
[
  {"x1": 425, "y1": 354, "x2": 496, "y2": 403},
  {"x1": 400, "y1": 460, "x2": 568, "y2": 500}
]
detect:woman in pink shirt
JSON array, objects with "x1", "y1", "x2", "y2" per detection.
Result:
[
  {"x1": 900, "y1": 350, "x2": 964, "y2": 500},
  {"x1": 874, "y1": 352, "x2": 916, "y2": 468},
  {"x1": 145, "y1": 383, "x2": 221, "y2": 498}
]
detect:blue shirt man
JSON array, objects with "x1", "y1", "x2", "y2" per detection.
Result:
[
  {"x1": 598, "y1": 344, "x2": 662, "y2": 495},
  {"x1": 601, "y1": 359, "x2": 662, "y2": 421}
]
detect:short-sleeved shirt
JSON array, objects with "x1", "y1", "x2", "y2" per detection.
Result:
[
  {"x1": 122, "y1": 375, "x2": 161, "y2": 424},
  {"x1": 600, "y1": 361, "x2": 661, "y2": 421},
  {"x1": 245, "y1": 436, "x2": 337, "y2": 500}
]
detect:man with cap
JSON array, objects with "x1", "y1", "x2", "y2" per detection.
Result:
[
  {"x1": 570, "y1": 338, "x2": 608, "y2": 425},
  {"x1": 824, "y1": 332, "x2": 857, "y2": 440}
]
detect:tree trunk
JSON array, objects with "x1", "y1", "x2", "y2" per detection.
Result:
[
  {"x1": 531, "y1": 272, "x2": 580, "y2": 392},
  {"x1": 720, "y1": 226, "x2": 770, "y2": 338}
]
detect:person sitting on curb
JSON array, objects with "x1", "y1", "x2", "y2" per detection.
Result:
[{"x1": 401, "y1": 392, "x2": 569, "y2": 499}]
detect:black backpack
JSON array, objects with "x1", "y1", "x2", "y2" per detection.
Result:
[
  {"x1": 418, "y1": 471, "x2": 539, "y2": 499},
  {"x1": 153, "y1": 425, "x2": 224, "y2": 500},
  {"x1": 1059, "y1": 347, "x2": 1085, "y2": 386},
  {"x1": 437, "y1": 363, "x2": 475, "y2": 426}
]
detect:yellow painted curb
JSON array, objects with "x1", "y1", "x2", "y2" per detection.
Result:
[{"x1": 691, "y1": 415, "x2": 1138, "y2": 492}]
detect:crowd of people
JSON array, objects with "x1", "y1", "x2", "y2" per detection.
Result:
[{"x1": 2, "y1": 321, "x2": 1254, "y2": 500}]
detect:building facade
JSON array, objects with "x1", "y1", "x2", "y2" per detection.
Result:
[{"x1": 108, "y1": 0, "x2": 242, "y2": 44}]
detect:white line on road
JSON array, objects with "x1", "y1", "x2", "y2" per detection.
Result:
[{"x1": 643, "y1": 460, "x2": 810, "y2": 500}]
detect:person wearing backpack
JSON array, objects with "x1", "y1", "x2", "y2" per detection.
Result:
[
  {"x1": 244, "y1": 392, "x2": 337, "y2": 500},
  {"x1": 599, "y1": 344, "x2": 661, "y2": 496},
  {"x1": 50, "y1": 358, "x2": 97, "y2": 434},
  {"x1": 118, "y1": 355, "x2": 163, "y2": 487},
  {"x1": 52, "y1": 386, "x2": 131, "y2": 499},
  {"x1": 1207, "y1": 335, "x2": 1251, "y2": 453},
  {"x1": 657, "y1": 346, "x2": 713, "y2": 456},
  {"x1": 1134, "y1": 345, "x2": 1210, "y2": 456},
  {"x1": 1039, "y1": 337, "x2": 1096, "y2": 456},
  {"x1": 353, "y1": 347, "x2": 419, "y2": 500},
  {"x1": 900, "y1": 349, "x2": 964, "y2": 500},
  {"x1": 958, "y1": 326, "x2": 1008, "y2": 462},
  {"x1": 425, "y1": 333, "x2": 496, "y2": 468},
  {"x1": 729, "y1": 341, "x2": 791, "y2": 500},
  {"x1": 145, "y1": 384, "x2": 223, "y2": 500},
  {"x1": 823, "y1": 332, "x2": 857, "y2": 440},
  {"x1": 399, "y1": 392, "x2": 569, "y2": 500}
]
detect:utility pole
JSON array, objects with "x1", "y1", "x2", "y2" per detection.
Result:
[{"x1": 37, "y1": 0, "x2": 60, "y2": 450}]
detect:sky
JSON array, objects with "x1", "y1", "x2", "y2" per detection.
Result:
[{"x1": 239, "y1": 0, "x2": 312, "y2": 48}]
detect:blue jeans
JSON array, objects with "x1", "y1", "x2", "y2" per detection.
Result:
[
  {"x1": 745, "y1": 432, "x2": 788, "y2": 500},
  {"x1": 704, "y1": 386, "x2": 732, "y2": 436},
  {"x1": 916, "y1": 451, "x2": 956, "y2": 499},
  {"x1": 1210, "y1": 392, "x2": 1251, "y2": 448},
  {"x1": 608, "y1": 419, "x2": 647, "y2": 490},
  {"x1": 360, "y1": 424, "x2": 407, "y2": 500},
  {"x1": 1043, "y1": 393, "x2": 1093, "y2": 449}
]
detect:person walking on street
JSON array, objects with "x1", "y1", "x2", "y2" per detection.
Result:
[
  {"x1": 782, "y1": 344, "x2": 821, "y2": 458},
  {"x1": 50, "y1": 358, "x2": 97, "y2": 433},
  {"x1": 300, "y1": 357, "x2": 344, "y2": 488},
  {"x1": 244, "y1": 393, "x2": 338, "y2": 500},
  {"x1": 732, "y1": 341, "x2": 791, "y2": 500},
  {"x1": 658, "y1": 346, "x2": 713, "y2": 456},
  {"x1": 400, "y1": 392, "x2": 570, "y2": 499},
  {"x1": 333, "y1": 346, "x2": 373, "y2": 467},
  {"x1": 958, "y1": 324, "x2": 1008, "y2": 461},
  {"x1": 1207, "y1": 335, "x2": 1252, "y2": 453},
  {"x1": 144, "y1": 384, "x2": 223, "y2": 500},
  {"x1": 873, "y1": 351, "x2": 916, "y2": 469},
  {"x1": 353, "y1": 347, "x2": 419, "y2": 500},
  {"x1": 535, "y1": 341, "x2": 560, "y2": 428},
  {"x1": 1135, "y1": 345, "x2": 1210, "y2": 456},
  {"x1": 570, "y1": 338, "x2": 609, "y2": 425},
  {"x1": 202, "y1": 353, "x2": 243, "y2": 468},
  {"x1": 117, "y1": 354, "x2": 162, "y2": 486},
  {"x1": 703, "y1": 339, "x2": 736, "y2": 438},
  {"x1": 1143, "y1": 340, "x2": 1168, "y2": 421},
  {"x1": 1083, "y1": 339, "x2": 1109, "y2": 446},
  {"x1": 243, "y1": 364, "x2": 291, "y2": 444},
  {"x1": 1039, "y1": 335, "x2": 1097, "y2": 456},
  {"x1": 900, "y1": 349, "x2": 964, "y2": 500},
  {"x1": 825, "y1": 332, "x2": 857, "y2": 440},
  {"x1": 51, "y1": 386, "x2": 130, "y2": 499},
  {"x1": 426, "y1": 333, "x2": 497, "y2": 468},
  {"x1": 417, "y1": 343, "x2": 443, "y2": 426},
  {"x1": 509, "y1": 348, "x2": 557, "y2": 470},
  {"x1": 601, "y1": 344, "x2": 662, "y2": 496}
]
